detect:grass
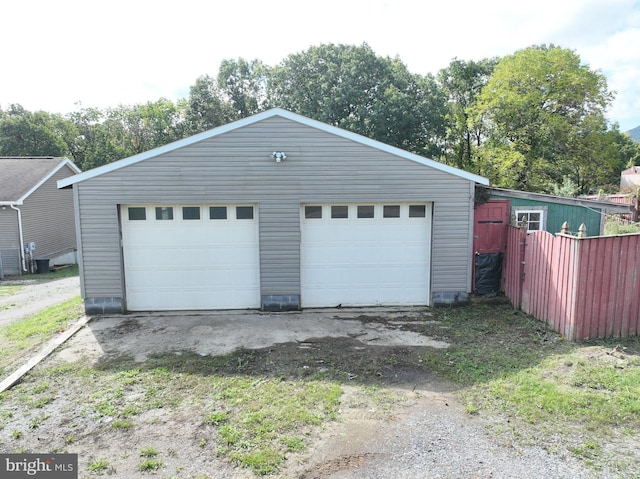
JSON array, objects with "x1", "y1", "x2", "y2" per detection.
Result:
[
  {"x1": 0, "y1": 285, "x2": 24, "y2": 297},
  {"x1": 0, "y1": 264, "x2": 81, "y2": 375},
  {"x1": 0, "y1": 297, "x2": 83, "y2": 374},
  {"x1": 210, "y1": 376, "x2": 342, "y2": 474},
  {"x1": 1, "y1": 351, "x2": 345, "y2": 476},
  {"x1": 424, "y1": 303, "x2": 640, "y2": 475}
]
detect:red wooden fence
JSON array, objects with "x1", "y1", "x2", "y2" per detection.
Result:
[{"x1": 504, "y1": 225, "x2": 640, "y2": 340}]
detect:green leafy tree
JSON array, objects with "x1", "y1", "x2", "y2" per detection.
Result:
[
  {"x1": 438, "y1": 58, "x2": 497, "y2": 170},
  {"x1": 266, "y1": 43, "x2": 446, "y2": 156},
  {"x1": 0, "y1": 104, "x2": 78, "y2": 157},
  {"x1": 471, "y1": 45, "x2": 613, "y2": 192},
  {"x1": 217, "y1": 58, "x2": 268, "y2": 118},
  {"x1": 184, "y1": 75, "x2": 235, "y2": 135}
]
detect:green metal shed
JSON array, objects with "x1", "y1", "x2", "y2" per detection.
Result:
[{"x1": 485, "y1": 187, "x2": 633, "y2": 236}]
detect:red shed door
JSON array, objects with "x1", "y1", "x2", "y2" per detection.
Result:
[
  {"x1": 474, "y1": 200, "x2": 510, "y2": 254},
  {"x1": 473, "y1": 200, "x2": 509, "y2": 292}
]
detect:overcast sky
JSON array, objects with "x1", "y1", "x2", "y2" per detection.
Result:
[{"x1": 2, "y1": 0, "x2": 640, "y2": 131}]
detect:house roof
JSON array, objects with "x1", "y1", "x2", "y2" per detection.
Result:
[
  {"x1": 487, "y1": 186, "x2": 633, "y2": 214},
  {"x1": 0, "y1": 157, "x2": 81, "y2": 204},
  {"x1": 58, "y1": 108, "x2": 490, "y2": 188}
]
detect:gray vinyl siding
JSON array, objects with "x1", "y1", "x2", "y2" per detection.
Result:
[
  {"x1": 0, "y1": 209, "x2": 21, "y2": 275},
  {"x1": 75, "y1": 116, "x2": 475, "y2": 304},
  {"x1": 21, "y1": 167, "x2": 77, "y2": 261}
]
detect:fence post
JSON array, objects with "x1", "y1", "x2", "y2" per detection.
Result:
[
  {"x1": 577, "y1": 223, "x2": 587, "y2": 238},
  {"x1": 560, "y1": 221, "x2": 569, "y2": 235}
]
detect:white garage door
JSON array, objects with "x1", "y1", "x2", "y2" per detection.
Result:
[
  {"x1": 121, "y1": 204, "x2": 260, "y2": 311},
  {"x1": 301, "y1": 203, "x2": 432, "y2": 307}
]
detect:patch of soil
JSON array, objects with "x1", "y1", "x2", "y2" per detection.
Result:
[{"x1": 0, "y1": 276, "x2": 80, "y2": 327}]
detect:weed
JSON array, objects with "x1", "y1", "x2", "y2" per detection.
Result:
[
  {"x1": 87, "y1": 458, "x2": 109, "y2": 472},
  {"x1": 12, "y1": 429, "x2": 21, "y2": 439},
  {"x1": 112, "y1": 419, "x2": 134, "y2": 430},
  {"x1": 282, "y1": 436, "x2": 305, "y2": 452},
  {"x1": 140, "y1": 447, "x2": 159, "y2": 457},
  {"x1": 230, "y1": 447, "x2": 283, "y2": 475},
  {"x1": 65, "y1": 435, "x2": 74, "y2": 444},
  {"x1": 205, "y1": 411, "x2": 227, "y2": 425},
  {"x1": 138, "y1": 459, "x2": 163, "y2": 472},
  {"x1": 28, "y1": 414, "x2": 49, "y2": 429}
]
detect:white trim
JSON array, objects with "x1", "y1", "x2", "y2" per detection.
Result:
[
  {"x1": 58, "y1": 108, "x2": 489, "y2": 188},
  {"x1": 16, "y1": 158, "x2": 80, "y2": 201},
  {"x1": 512, "y1": 207, "x2": 547, "y2": 233}
]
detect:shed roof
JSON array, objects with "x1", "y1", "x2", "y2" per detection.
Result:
[
  {"x1": 0, "y1": 157, "x2": 80, "y2": 204},
  {"x1": 58, "y1": 108, "x2": 489, "y2": 188},
  {"x1": 487, "y1": 186, "x2": 633, "y2": 214},
  {"x1": 622, "y1": 166, "x2": 640, "y2": 175}
]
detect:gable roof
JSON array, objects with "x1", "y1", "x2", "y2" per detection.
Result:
[
  {"x1": 0, "y1": 157, "x2": 81, "y2": 204},
  {"x1": 58, "y1": 108, "x2": 489, "y2": 188},
  {"x1": 487, "y1": 186, "x2": 633, "y2": 214}
]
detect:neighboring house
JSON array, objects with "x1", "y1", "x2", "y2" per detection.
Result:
[
  {"x1": 58, "y1": 108, "x2": 489, "y2": 314},
  {"x1": 486, "y1": 187, "x2": 632, "y2": 236},
  {"x1": 0, "y1": 157, "x2": 80, "y2": 277},
  {"x1": 621, "y1": 166, "x2": 640, "y2": 188}
]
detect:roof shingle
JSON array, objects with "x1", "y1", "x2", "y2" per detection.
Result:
[{"x1": 0, "y1": 157, "x2": 74, "y2": 202}]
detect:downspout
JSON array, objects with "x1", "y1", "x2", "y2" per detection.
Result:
[{"x1": 9, "y1": 204, "x2": 27, "y2": 272}]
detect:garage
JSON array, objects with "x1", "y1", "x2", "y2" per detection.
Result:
[
  {"x1": 301, "y1": 203, "x2": 432, "y2": 307},
  {"x1": 120, "y1": 204, "x2": 260, "y2": 310},
  {"x1": 61, "y1": 109, "x2": 489, "y2": 314}
]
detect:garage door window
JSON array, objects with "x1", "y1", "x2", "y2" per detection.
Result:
[
  {"x1": 305, "y1": 206, "x2": 322, "y2": 219},
  {"x1": 183, "y1": 207, "x2": 200, "y2": 220},
  {"x1": 357, "y1": 205, "x2": 374, "y2": 218},
  {"x1": 409, "y1": 205, "x2": 426, "y2": 218},
  {"x1": 210, "y1": 206, "x2": 227, "y2": 220},
  {"x1": 155, "y1": 207, "x2": 174, "y2": 220},
  {"x1": 331, "y1": 205, "x2": 348, "y2": 219},
  {"x1": 236, "y1": 206, "x2": 254, "y2": 220},
  {"x1": 383, "y1": 205, "x2": 400, "y2": 218},
  {"x1": 128, "y1": 207, "x2": 146, "y2": 221}
]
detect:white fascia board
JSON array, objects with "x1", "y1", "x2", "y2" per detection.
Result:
[
  {"x1": 58, "y1": 108, "x2": 490, "y2": 188},
  {"x1": 20, "y1": 158, "x2": 81, "y2": 200}
]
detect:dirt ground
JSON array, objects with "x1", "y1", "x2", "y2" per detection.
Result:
[
  {"x1": 0, "y1": 280, "x2": 603, "y2": 478},
  {"x1": 0, "y1": 275, "x2": 80, "y2": 327}
]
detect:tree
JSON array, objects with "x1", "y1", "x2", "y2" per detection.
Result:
[
  {"x1": 266, "y1": 43, "x2": 446, "y2": 156},
  {"x1": 438, "y1": 58, "x2": 497, "y2": 170},
  {"x1": 183, "y1": 75, "x2": 235, "y2": 135},
  {"x1": 217, "y1": 58, "x2": 268, "y2": 118},
  {"x1": 0, "y1": 104, "x2": 78, "y2": 157},
  {"x1": 65, "y1": 101, "x2": 184, "y2": 169},
  {"x1": 471, "y1": 45, "x2": 613, "y2": 192}
]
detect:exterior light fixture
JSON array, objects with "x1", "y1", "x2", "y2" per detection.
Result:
[{"x1": 271, "y1": 151, "x2": 287, "y2": 162}]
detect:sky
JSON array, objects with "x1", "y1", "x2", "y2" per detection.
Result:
[{"x1": 2, "y1": 0, "x2": 640, "y2": 131}]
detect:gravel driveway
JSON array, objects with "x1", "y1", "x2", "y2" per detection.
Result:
[{"x1": 0, "y1": 276, "x2": 80, "y2": 327}]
